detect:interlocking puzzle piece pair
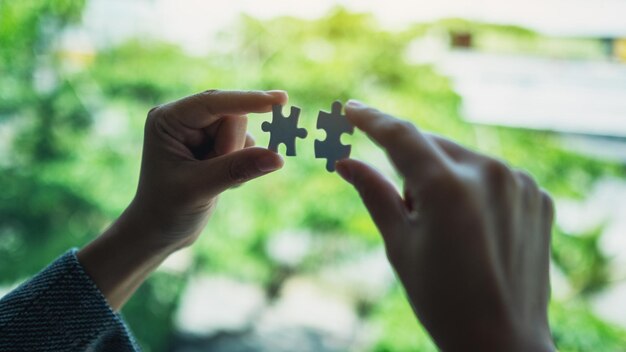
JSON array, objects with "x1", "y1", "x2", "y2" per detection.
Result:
[{"x1": 261, "y1": 101, "x2": 354, "y2": 172}]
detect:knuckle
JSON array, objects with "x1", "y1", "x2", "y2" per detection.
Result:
[
  {"x1": 148, "y1": 105, "x2": 160, "y2": 116},
  {"x1": 200, "y1": 89, "x2": 222, "y2": 102},
  {"x1": 399, "y1": 120, "x2": 418, "y2": 134},
  {"x1": 482, "y1": 159, "x2": 515, "y2": 189},
  {"x1": 397, "y1": 119, "x2": 415, "y2": 130},
  {"x1": 514, "y1": 169, "x2": 538, "y2": 190},
  {"x1": 147, "y1": 104, "x2": 164, "y2": 121},
  {"x1": 145, "y1": 106, "x2": 164, "y2": 132},
  {"x1": 194, "y1": 89, "x2": 220, "y2": 115},
  {"x1": 201, "y1": 89, "x2": 220, "y2": 96}
]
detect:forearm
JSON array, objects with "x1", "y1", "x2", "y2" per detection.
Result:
[{"x1": 77, "y1": 201, "x2": 178, "y2": 310}]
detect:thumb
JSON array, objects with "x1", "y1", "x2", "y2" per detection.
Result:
[
  {"x1": 336, "y1": 159, "x2": 407, "y2": 243},
  {"x1": 199, "y1": 147, "x2": 284, "y2": 195}
]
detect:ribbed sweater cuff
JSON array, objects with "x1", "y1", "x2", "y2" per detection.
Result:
[{"x1": 0, "y1": 249, "x2": 139, "y2": 351}]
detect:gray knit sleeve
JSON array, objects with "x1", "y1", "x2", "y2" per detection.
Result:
[{"x1": 0, "y1": 249, "x2": 140, "y2": 351}]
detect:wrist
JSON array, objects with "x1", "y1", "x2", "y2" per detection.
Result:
[
  {"x1": 77, "y1": 203, "x2": 180, "y2": 310},
  {"x1": 434, "y1": 322, "x2": 554, "y2": 352},
  {"x1": 122, "y1": 199, "x2": 191, "y2": 253},
  {"x1": 126, "y1": 194, "x2": 210, "y2": 251}
]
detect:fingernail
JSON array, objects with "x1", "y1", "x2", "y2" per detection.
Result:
[
  {"x1": 267, "y1": 90, "x2": 288, "y2": 100},
  {"x1": 256, "y1": 153, "x2": 284, "y2": 172},
  {"x1": 346, "y1": 99, "x2": 366, "y2": 108},
  {"x1": 335, "y1": 161, "x2": 353, "y2": 183}
]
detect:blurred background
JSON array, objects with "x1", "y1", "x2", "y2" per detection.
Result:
[{"x1": 1, "y1": 0, "x2": 626, "y2": 350}]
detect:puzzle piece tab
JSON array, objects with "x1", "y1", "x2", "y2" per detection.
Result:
[
  {"x1": 315, "y1": 101, "x2": 355, "y2": 172},
  {"x1": 262, "y1": 104, "x2": 308, "y2": 156}
]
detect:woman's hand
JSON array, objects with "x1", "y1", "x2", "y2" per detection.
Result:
[
  {"x1": 78, "y1": 90, "x2": 286, "y2": 310},
  {"x1": 336, "y1": 100, "x2": 555, "y2": 352},
  {"x1": 133, "y1": 89, "x2": 287, "y2": 249}
]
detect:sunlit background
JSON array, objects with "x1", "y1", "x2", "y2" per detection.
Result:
[{"x1": 2, "y1": 0, "x2": 626, "y2": 350}]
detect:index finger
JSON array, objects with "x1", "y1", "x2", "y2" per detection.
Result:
[
  {"x1": 160, "y1": 89, "x2": 288, "y2": 129},
  {"x1": 344, "y1": 100, "x2": 446, "y2": 179}
]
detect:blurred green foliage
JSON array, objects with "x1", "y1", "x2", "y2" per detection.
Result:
[
  {"x1": 1, "y1": 2, "x2": 626, "y2": 351},
  {"x1": 0, "y1": 0, "x2": 103, "y2": 279},
  {"x1": 552, "y1": 227, "x2": 611, "y2": 296},
  {"x1": 550, "y1": 301, "x2": 626, "y2": 352}
]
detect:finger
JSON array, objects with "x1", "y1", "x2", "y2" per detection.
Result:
[
  {"x1": 514, "y1": 170, "x2": 542, "y2": 214},
  {"x1": 198, "y1": 147, "x2": 284, "y2": 195},
  {"x1": 214, "y1": 115, "x2": 248, "y2": 156},
  {"x1": 514, "y1": 169, "x2": 539, "y2": 191},
  {"x1": 336, "y1": 159, "x2": 407, "y2": 243},
  {"x1": 540, "y1": 189, "x2": 555, "y2": 239},
  {"x1": 161, "y1": 90, "x2": 288, "y2": 129},
  {"x1": 245, "y1": 133, "x2": 256, "y2": 148},
  {"x1": 425, "y1": 133, "x2": 482, "y2": 162},
  {"x1": 344, "y1": 100, "x2": 445, "y2": 180}
]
